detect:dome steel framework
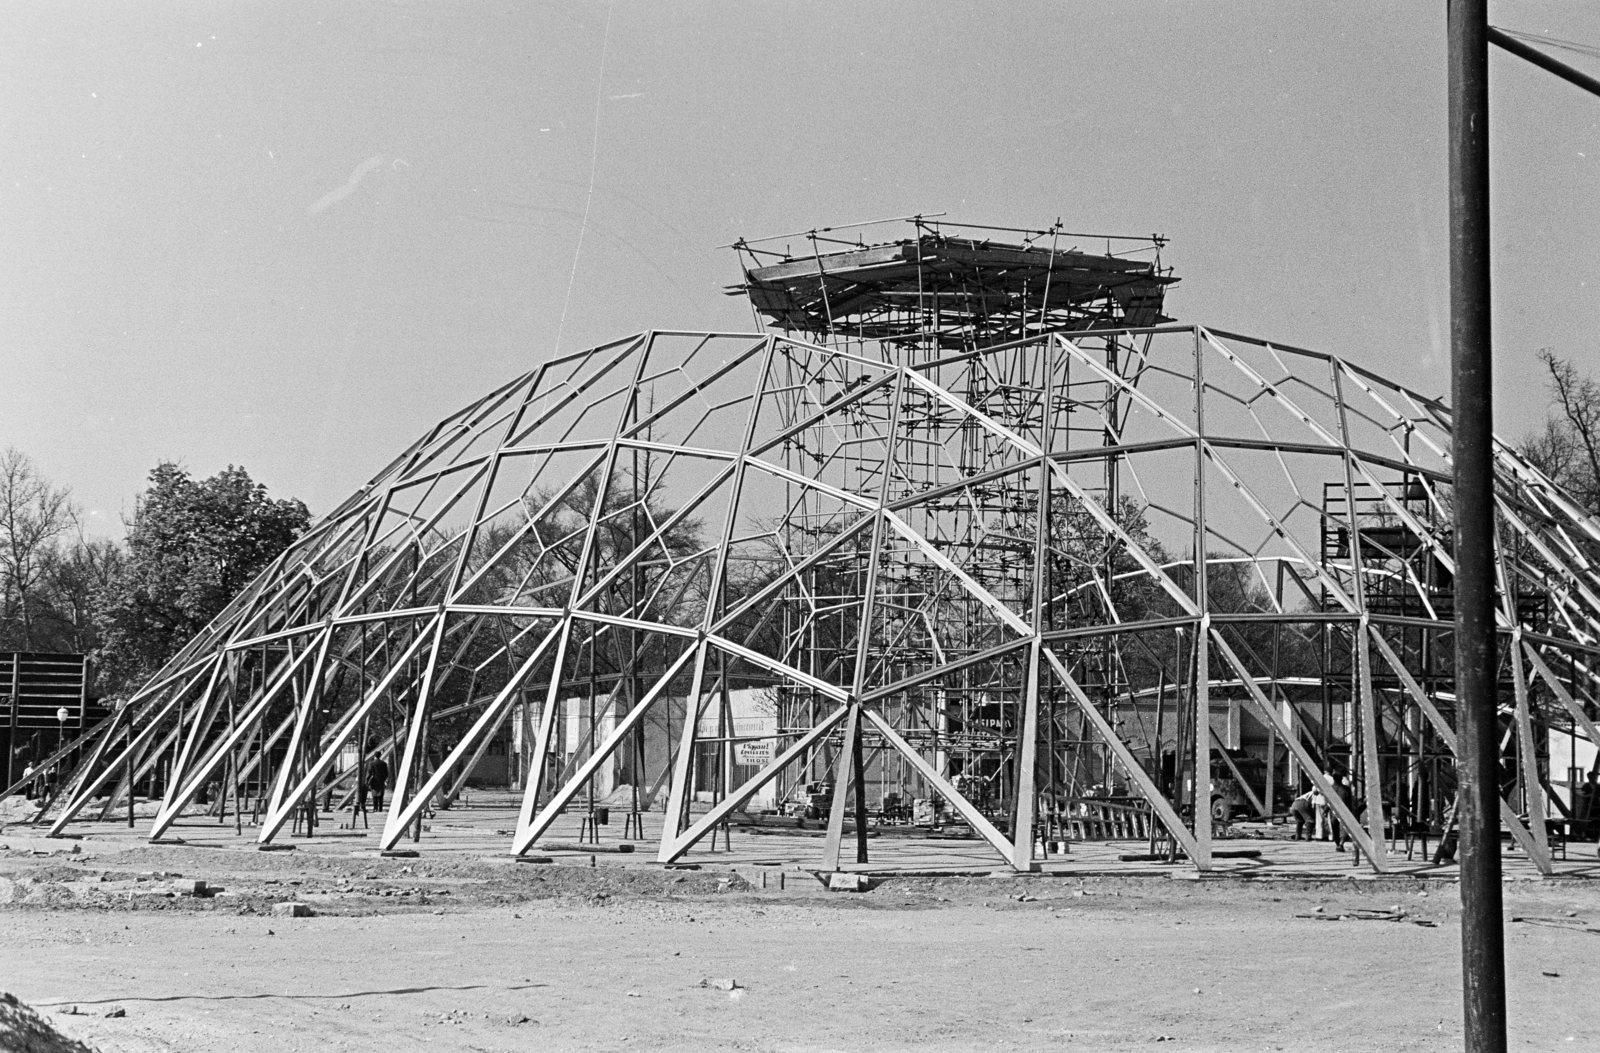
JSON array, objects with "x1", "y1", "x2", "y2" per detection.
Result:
[{"x1": 24, "y1": 222, "x2": 1600, "y2": 874}]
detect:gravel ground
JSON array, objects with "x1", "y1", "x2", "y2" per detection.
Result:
[{"x1": 2, "y1": 837, "x2": 1597, "y2": 1051}]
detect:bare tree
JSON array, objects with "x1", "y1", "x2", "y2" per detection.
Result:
[
  {"x1": 39, "y1": 535, "x2": 124, "y2": 655},
  {"x1": 1521, "y1": 349, "x2": 1600, "y2": 513},
  {"x1": 0, "y1": 447, "x2": 78, "y2": 650}
]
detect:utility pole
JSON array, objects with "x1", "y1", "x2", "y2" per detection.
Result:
[{"x1": 1447, "y1": 3, "x2": 1507, "y2": 1052}]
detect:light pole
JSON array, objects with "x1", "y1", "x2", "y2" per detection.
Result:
[
  {"x1": 1450, "y1": 14, "x2": 1600, "y2": 1052},
  {"x1": 1447, "y1": 4, "x2": 1505, "y2": 1051}
]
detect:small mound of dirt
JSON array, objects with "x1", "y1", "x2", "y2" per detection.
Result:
[
  {"x1": 719, "y1": 873, "x2": 756, "y2": 892},
  {"x1": 0, "y1": 795, "x2": 43, "y2": 824},
  {"x1": 24, "y1": 866, "x2": 91, "y2": 883},
  {"x1": 0, "y1": 992, "x2": 99, "y2": 1053}
]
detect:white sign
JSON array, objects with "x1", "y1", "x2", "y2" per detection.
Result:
[{"x1": 735, "y1": 740, "x2": 772, "y2": 766}]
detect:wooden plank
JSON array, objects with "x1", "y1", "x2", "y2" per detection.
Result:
[{"x1": 746, "y1": 244, "x2": 913, "y2": 281}]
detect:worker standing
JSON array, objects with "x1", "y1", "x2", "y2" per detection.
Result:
[
  {"x1": 1330, "y1": 775, "x2": 1353, "y2": 853},
  {"x1": 1311, "y1": 785, "x2": 1329, "y2": 841},
  {"x1": 367, "y1": 754, "x2": 390, "y2": 812},
  {"x1": 1574, "y1": 770, "x2": 1598, "y2": 840}
]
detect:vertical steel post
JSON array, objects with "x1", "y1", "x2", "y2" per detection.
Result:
[
  {"x1": 1190, "y1": 327, "x2": 1212, "y2": 869},
  {"x1": 7, "y1": 656, "x2": 19, "y2": 788},
  {"x1": 125, "y1": 709, "x2": 135, "y2": 829},
  {"x1": 1449, "y1": 3, "x2": 1507, "y2": 1051},
  {"x1": 851, "y1": 715, "x2": 869, "y2": 863}
]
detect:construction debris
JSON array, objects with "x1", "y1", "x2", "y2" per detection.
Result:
[
  {"x1": 1295, "y1": 906, "x2": 1435, "y2": 928},
  {"x1": 826, "y1": 872, "x2": 872, "y2": 893},
  {"x1": 1511, "y1": 916, "x2": 1600, "y2": 934}
]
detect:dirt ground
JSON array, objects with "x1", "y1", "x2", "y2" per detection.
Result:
[{"x1": 2, "y1": 836, "x2": 1597, "y2": 1052}]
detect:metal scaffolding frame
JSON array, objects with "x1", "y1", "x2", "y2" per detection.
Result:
[{"x1": 28, "y1": 225, "x2": 1600, "y2": 875}]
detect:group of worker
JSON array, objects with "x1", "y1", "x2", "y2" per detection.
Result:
[
  {"x1": 1284, "y1": 770, "x2": 1600, "y2": 850},
  {"x1": 1286, "y1": 776, "x2": 1356, "y2": 851},
  {"x1": 17, "y1": 761, "x2": 51, "y2": 800}
]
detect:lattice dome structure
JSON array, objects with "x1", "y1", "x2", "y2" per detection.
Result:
[{"x1": 25, "y1": 221, "x2": 1600, "y2": 874}]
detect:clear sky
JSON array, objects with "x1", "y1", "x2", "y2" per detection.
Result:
[{"x1": 5, "y1": 1, "x2": 1600, "y2": 537}]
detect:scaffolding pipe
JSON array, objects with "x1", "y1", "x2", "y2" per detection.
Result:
[{"x1": 1489, "y1": 27, "x2": 1600, "y2": 101}]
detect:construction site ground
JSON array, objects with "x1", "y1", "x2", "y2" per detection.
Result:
[{"x1": 4, "y1": 797, "x2": 1599, "y2": 1052}]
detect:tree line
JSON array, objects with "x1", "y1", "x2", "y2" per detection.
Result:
[{"x1": 0, "y1": 450, "x2": 309, "y2": 699}]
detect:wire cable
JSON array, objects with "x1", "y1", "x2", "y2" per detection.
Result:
[
  {"x1": 553, "y1": 0, "x2": 616, "y2": 354},
  {"x1": 1499, "y1": 27, "x2": 1600, "y2": 63}
]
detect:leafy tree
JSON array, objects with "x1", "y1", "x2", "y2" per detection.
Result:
[
  {"x1": 37, "y1": 537, "x2": 124, "y2": 655},
  {"x1": 468, "y1": 466, "x2": 706, "y2": 621},
  {"x1": 1043, "y1": 493, "x2": 1177, "y2": 630},
  {"x1": 96, "y1": 464, "x2": 309, "y2": 693}
]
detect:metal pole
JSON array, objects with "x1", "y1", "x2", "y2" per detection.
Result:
[
  {"x1": 1449, "y1": 3, "x2": 1507, "y2": 1051},
  {"x1": 8, "y1": 657, "x2": 21, "y2": 788},
  {"x1": 125, "y1": 710, "x2": 135, "y2": 829},
  {"x1": 852, "y1": 715, "x2": 869, "y2": 864}
]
